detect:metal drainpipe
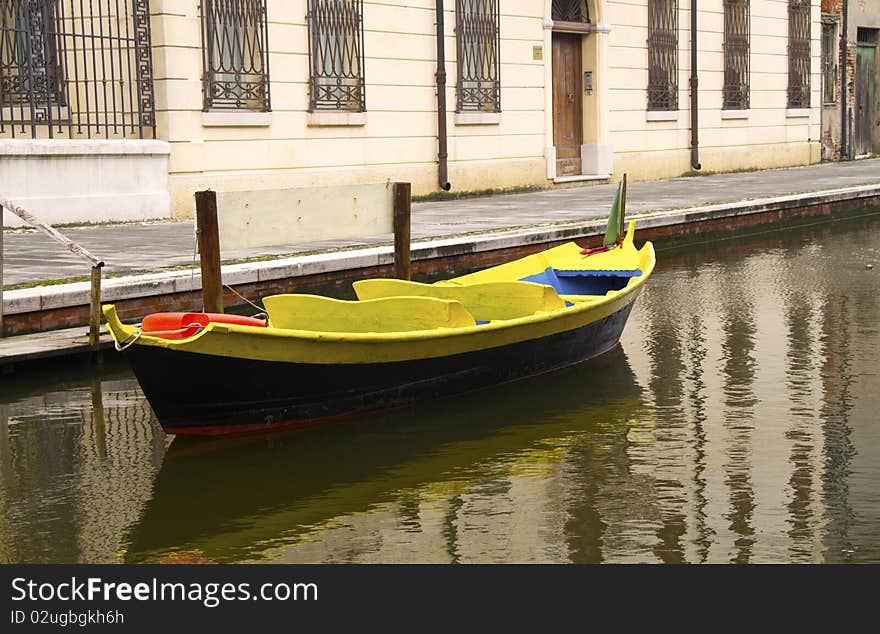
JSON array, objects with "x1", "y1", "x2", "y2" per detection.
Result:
[
  {"x1": 435, "y1": 0, "x2": 452, "y2": 190},
  {"x1": 690, "y1": 0, "x2": 701, "y2": 170},
  {"x1": 841, "y1": 0, "x2": 849, "y2": 160}
]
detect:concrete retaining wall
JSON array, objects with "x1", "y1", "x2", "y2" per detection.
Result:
[{"x1": 0, "y1": 140, "x2": 172, "y2": 228}]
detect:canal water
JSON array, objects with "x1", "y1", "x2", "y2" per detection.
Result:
[{"x1": 1, "y1": 211, "x2": 878, "y2": 564}]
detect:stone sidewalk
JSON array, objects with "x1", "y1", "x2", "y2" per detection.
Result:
[{"x1": 4, "y1": 158, "x2": 880, "y2": 288}]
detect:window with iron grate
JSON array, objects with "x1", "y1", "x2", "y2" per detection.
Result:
[
  {"x1": 201, "y1": 0, "x2": 270, "y2": 111},
  {"x1": 787, "y1": 0, "x2": 811, "y2": 109},
  {"x1": 307, "y1": 0, "x2": 365, "y2": 112},
  {"x1": 822, "y1": 20, "x2": 837, "y2": 104},
  {"x1": 551, "y1": 0, "x2": 589, "y2": 24},
  {"x1": 648, "y1": 0, "x2": 678, "y2": 111},
  {"x1": 456, "y1": 0, "x2": 500, "y2": 113},
  {"x1": 723, "y1": 0, "x2": 750, "y2": 110}
]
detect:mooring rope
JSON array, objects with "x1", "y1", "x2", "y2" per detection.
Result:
[
  {"x1": 189, "y1": 217, "x2": 265, "y2": 320},
  {"x1": 114, "y1": 330, "x2": 142, "y2": 351},
  {"x1": 223, "y1": 283, "x2": 266, "y2": 318},
  {"x1": 190, "y1": 223, "x2": 199, "y2": 300}
]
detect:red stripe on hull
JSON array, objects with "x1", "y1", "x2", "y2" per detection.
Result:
[{"x1": 163, "y1": 404, "x2": 412, "y2": 436}]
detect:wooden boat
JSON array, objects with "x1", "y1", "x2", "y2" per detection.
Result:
[{"x1": 102, "y1": 190, "x2": 655, "y2": 436}]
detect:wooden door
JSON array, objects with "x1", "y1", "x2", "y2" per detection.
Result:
[
  {"x1": 855, "y1": 42, "x2": 876, "y2": 156},
  {"x1": 552, "y1": 33, "x2": 583, "y2": 176}
]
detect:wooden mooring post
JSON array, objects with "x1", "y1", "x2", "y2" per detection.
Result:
[
  {"x1": 1, "y1": 199, "x2": 104, "y2": 350},
  {"x1": 195, "y1": 190, "x2": 224, "y2": 314},
  {"x1": 88, "y1": 265, "x2": 103, "y2": 349},
  {"x1": 392, "y1": 182, "x2": 412, "y2": 281}
]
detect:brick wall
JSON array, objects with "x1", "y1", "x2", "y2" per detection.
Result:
[{"x1": 822, "y1": 1, "x2": 845, "y2": 161}]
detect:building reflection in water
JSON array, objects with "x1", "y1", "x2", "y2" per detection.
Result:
[
  {"x1": 0, "y1": 213, "x2": 878, "y2": 563},
  {"x1": 616, "y1": 218, "x2": 880, "y2": 564},
  {"x1": 0, "y1": 365, "x2": 167, "y2": 563}
]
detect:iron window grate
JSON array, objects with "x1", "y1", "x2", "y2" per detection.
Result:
[
  {"x1": 822, "y1": 20, "x2": 837, "y2": 104},
  {"x1": 648, "y1": 0, "x2": 678, "y2": 111},
  {"x1": 307, "y1": 0, "x2": 365, "y2": 112},
  {"x1": 787, "y1": 0, "x2": 811, "y2": 109},
  {"x1": 723, "y1": 0, "x2": 750, "y2": 110},
  {"x1": 456, "y1": 0, "x2": 500, "y2": 113},
  {"x1": 551, "y1": 0, "x2": 589, "y2": 23},
  {"x1": 201, "y1": 0, "x2": 271, "y2": 111}
]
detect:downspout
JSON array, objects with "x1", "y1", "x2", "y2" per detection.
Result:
[
  {"x1": 840, "y1": 0, "x2": 849, "y2": 160},
  {"x1": 689, "y1": 0, "x2": 701, "y2": 170},
  {"x1": 435, "y1": 0, "x2": 452, "y2": 190}
]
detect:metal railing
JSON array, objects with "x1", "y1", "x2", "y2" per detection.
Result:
[
  {"x1": 0, "y1": 0, "x2": 155, "y2": 139},
  {"x1": 0, "y1": 201, "x2": 104, "y2": 349}
]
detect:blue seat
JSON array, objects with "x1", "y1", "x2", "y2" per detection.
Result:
[{"x1": 520, "y1": 267, "x2": 641, "y2": 296}]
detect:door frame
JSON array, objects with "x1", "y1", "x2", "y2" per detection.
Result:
[
  {"x1": 542, "y1": 1, "x2": 612, "y2": 182},
  {"x1": 854, "y1": 30, "x2": 879, "y2": 157},
  {"x1": 552, "y1": 31, "x2": 585, "y2": 177}
]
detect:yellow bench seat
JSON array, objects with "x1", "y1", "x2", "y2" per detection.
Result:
[
  {"x1": 353, "y1": 279, "x2": 566, "y2": 322},
  {"x1": 263, "y1": 294, "x2": 476, "y2": 333}
]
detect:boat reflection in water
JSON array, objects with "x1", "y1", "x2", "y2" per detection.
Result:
[{"x1": 124, "y1": 345, "x2": 643, "y2": 563}]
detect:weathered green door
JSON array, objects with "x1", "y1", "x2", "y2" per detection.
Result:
[{"x1": 855, "y1": 42, "x2": 877, "y2": 156}]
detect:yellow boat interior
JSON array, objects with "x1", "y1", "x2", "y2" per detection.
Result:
[
  {"x1": 263, "y1": 219, "x2": 652, "y2": 333},
  {"x1": 102, "y1": 220, "x2": 655, "y2": 352}
]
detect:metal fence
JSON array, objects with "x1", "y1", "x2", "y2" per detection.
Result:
[{"x1": 0, "y1": 0, "x2": 155, "y2": 139}]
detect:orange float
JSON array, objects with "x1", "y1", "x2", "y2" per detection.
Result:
[{"x1": 140, "y1": 312, "x2": 266, "y2": 339}]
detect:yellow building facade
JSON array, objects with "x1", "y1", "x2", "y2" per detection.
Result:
[
  {"x1": 159, "y1": 0, "x2": 824, "y2": 217},
  {"x1": 0, "y1": 1, "x2": 822, "y2": 223}
]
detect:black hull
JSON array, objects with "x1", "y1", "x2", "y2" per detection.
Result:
[{"x1": 126, "y1": 303, "x2": 634, "y2": 434}]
